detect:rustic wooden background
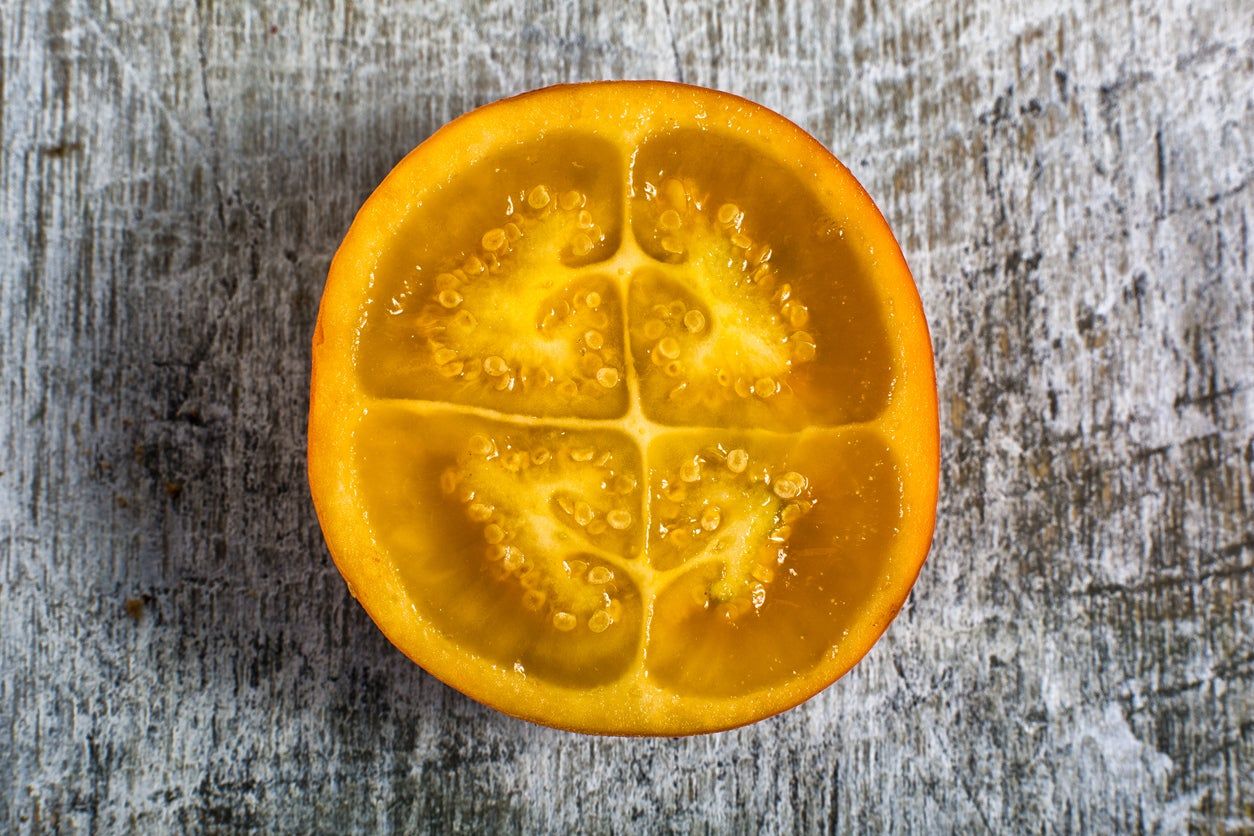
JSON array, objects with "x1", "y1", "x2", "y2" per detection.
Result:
[{"x1": 2, "y1": 0, "x2": 1250, "y2": 832}]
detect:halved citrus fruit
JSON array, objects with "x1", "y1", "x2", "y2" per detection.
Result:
[{"x1": 309, "y1": 81, "x2": 938, "y2": 735}]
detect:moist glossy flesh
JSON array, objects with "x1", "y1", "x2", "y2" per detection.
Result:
[{"x1": 346, "y1": 125, "x2": 908, "y2": 703}]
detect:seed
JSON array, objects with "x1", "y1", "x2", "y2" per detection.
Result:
[
  {"x1": 433, "y1": 347, "x2": 458, "y2": 365},
  {"x1": 606, "y1": 598, "x2": 623, "y2": 620},
  {"x1": 606, "y1": 509, "x2": 632, "y2": 530},
  {"x1": 577, "y1": 209, "x2": 594, "y2": 229},
  {"x1": 587, "y1": 566, "x2": 614, "y2": 584},
  {"x1": 595, "y1": 367, "x2": 620, "y2": 388},
  {"x1": 552, "y1": 611, "x2": 576, "y2": 631},
  {"x1": 502, "y1": 548, "x2": 524, "y2": 571},
  {"x1": 662, "y1": 178, "x2": 687, "y2": 208},
  {"x1": 463, "y1": 256, "x2": 486, "y2": 275},
  {"x1": 587, "y1": 610, "x2": 613, "y2": 633},
  {"x1": 567, "y1": 558, "x2": 588, "y2": 577},
  {"x1": 440, "y1": 469, "x2": 458, "y2": 494},
  {"x1": 613, "y1": 474, "x2": 637, "y2": 494},
  {"x1": 748, "y1": 244, "x2": 772, "y2": 265},
  {"x1": 767, "y1": 525, "x2": 793, "y2": 542},
  {"x1": 682, "y1": 309, "x2": 706, "y2": 333},
  {"x1": 571, "y1": 233, "x2": 594, "y2": 257},
  {"x1": 437, "y1": 289, "x2": 462, "y2": 309},
  {"x1": 774, "y1": 283, "x2": 792, "y2": 303},
  {"x1": 751, "y1": 584, "x2": 767, "y2": 609},
  {"x1": 468, "y1": 434, "x2": 495, "y2": 457},
  {"x1": 484, "y1": 523, "x2": 505, "y2": 544},
  {"x1": 730, "y1": 232, "x2": 752, "y2": 249},
  {"x1": 716, "y1": 203, "x2": 741, "y2": 225},
  {"x1": 484, "y1": 355, "x2": 508, "y2": 376},
  {"x1": 585, "y1": 291, "x2": 602, "y2": 308},
  {"x1": 659, "y1": 209, "x2": 682, "y2": 231},
  {"x1": 734, "y1": 377, "x2": 753, "y2": 398},
  {"x1": 559, "y1": 190, "x2": 584, "y2": 211},
  {"x1": 453, "y1": 309, "x2": 477, "y2": 330},
  {"x1": 663, "y1": 361, "x2": 681, "y2": 377},
  {"x1": 791, "y1": 331, "x2": 817, "y2": 362},
  {"x1": 570, "y1": 447, "x2": 594, "y2": 462},
  {"x1": 657, "y1": 499, "x2": 680, "y2": 520},
  {"x1": 437, "y1": 361, "x2": 463, "y2": 378},
  {"x1": 660, "y1": 236, "x2": 684, "y2": 255},
  {"x1": 486, "y1": 544, "x2": 506, "y2": 561},
  {"x1": 467, "y1": 502, "x2": 492, "y2": 522},
  {"x1": 680, "y1": 458, "x2": 702, "y2": 483},
  {"x1": 700, "y1": 506, "x2": 722, "y2": 531},
  {"x1": 557, "y1": 379, "x2": 579, "y2": 397},
  {"x1": 788, "y1": 303, "x2": 810, "y2": 328},
  {"x1": 752, "y1": 563, "x2": 776, "y2": 584},
  {"x1": 772, "y1": 472, "x2": 806, "y2": 499},
  {"x1": 435, "y1": 273, "x2": 460, "y2": 291},
  {"x1": 531, "y1": 447, "x2": 551, "y2": 466},
  {"x1": 522, "y1": 589, "x2": 545, "y2": 611},
  {"x1": 643, "y1": 319, "x2": 666, "y2": 340},
  {"x1": 781, "y1": 502, "x2": 805, "y2": 524},
  {"x1": 481, "y1": 228, "x2": 507, "y2": 251},
  {"x1": 585, "y1": 330, "x2": 605, "y2": 350},
  {"x1": 527, "y1": 185, "x2": 551, "y2": 209},
  {"x1": 557, "y1": 494, "x2": 575, "y2": 515},
  {"x1": 574, "y1": 502, "x2": 595, "y2": 526},
  {"x1": 726, "y1": 449, "x2": 749, "y2": 473},
  {"x1": 755, "y1": 377, "x2": 778, "y2": 398},
  {"x1": 657, "y1": 337, "x2": 680, "y2": 360},
  {"x1": 587, "y1": 519, "x2": 607, "y2": 535}
]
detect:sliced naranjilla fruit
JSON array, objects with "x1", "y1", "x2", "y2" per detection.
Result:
[{"x1": 310, "y1": 82, "x2": 939, "y2": 735}]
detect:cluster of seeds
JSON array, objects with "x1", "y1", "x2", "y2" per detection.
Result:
[
  {"x1": 551, "y1": 463, "x2": 639, "y2": 538},
  {"x1": 413, "y1": 186, "x2": 619, "y2": 397},
  {"x1": 652, "y1": 444, "x2": 815, "y2": 620},
  {"x1": 440, "y1": 430, "x2": 635, "y2": 635},
  {"x1": 636, "y1": 295, "x2": 707, "y2": 398},
  {"x1": 638, "y1": 177, "x2": 819, "y2": 401}
]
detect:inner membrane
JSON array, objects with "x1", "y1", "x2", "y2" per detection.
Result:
[
  {"x1": 357, "y1": 132, "x2": 628, "y2": 419},
  {"x1": 356, "y1": 406, "x2": 644, "y2": 686},
  {"x1": 628, "y1": 129, "x2": 896, "y2": 428},
  {"x1": 644, "y1": 428, "x2": 904, "y2": 697}
]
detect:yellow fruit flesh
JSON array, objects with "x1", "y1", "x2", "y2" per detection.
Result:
[{"x1": 352, "y1": 140, "x2": 901, "y2": 693}]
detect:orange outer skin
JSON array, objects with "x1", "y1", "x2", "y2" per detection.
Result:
[{"x1": 308, "y1": 81, "x2": 940, "y2": 736}]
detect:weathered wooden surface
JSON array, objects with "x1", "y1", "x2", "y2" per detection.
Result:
[{"x1": 1, "y1": 0, "x2": 1250, "y2": 831}]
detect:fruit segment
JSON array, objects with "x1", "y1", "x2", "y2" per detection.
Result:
[
  {"x1": 357, "y1": 133, "x2": 628, "y2": 418},
  {"x1": 355, "y1": 406, "x2": 644, "y2": 687},
  {"x1": 629, "y1": 130, "x2": 895, "y2": 428},
  {"x1": 644, "y1": 429, "x2": 903, "y2": 697}
]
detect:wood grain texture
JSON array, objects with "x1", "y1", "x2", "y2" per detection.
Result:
[{"x1": 1, "y1": 0, "x2": 1250, "y2": 832}]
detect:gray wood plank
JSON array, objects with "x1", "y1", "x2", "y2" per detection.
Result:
[{"x1": 1, "y1": 0, "x2": 1249, "y2": 832}]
